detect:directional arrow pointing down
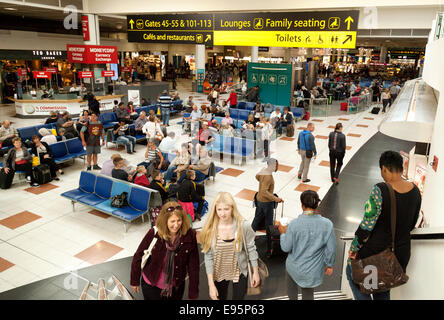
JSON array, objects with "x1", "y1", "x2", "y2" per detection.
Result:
[{"x1": 342, "y1": 35, "x2": 353, "y2": 44}]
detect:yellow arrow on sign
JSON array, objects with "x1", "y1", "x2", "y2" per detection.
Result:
[
  {"x1": 129, "y1": 19, "x2": 135, "y2": 29},
  {"x1": 345, "y1": 16, "x2": 354, "y2": 30},
  {"x1": 205, "y1": 34, "x2": 212, "y2": 42}
]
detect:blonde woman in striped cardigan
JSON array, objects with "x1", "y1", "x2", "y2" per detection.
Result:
[{"x1": 200, "y1": 192, "x2": 260, "y2": 300}]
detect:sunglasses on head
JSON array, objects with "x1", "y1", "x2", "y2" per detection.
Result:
[{"x1": 166, "y1": 205, "x2": 183, "y2": 213}]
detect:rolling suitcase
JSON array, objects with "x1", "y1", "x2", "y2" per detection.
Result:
[
  {"x1": 33, "y1": 164, "x2": 52, "y2": 185},
  {"x1": 340, "y1": 102, "x2": 348, "y2": 111}
]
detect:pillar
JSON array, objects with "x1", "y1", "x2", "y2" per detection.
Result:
[
  {"x1": 379, "y1": 45, "x2": 388, "y2": 63},
  {"x1": 251, "y1": 46, "x2": 259, "y2": 63},
  {"x1": 82, "y1": 14, "x2": 101, "y2": 45},
  {"x1": 195, "y1": 44, "x2": 205, "y2": 93},
  {"x1": 285, "y1": 48, "x2": 291, "y2": 64}
]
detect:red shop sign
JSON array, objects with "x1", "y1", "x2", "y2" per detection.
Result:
[
  {"x1": 67, "y1": 44, "x2": 118, "y2": 64},
  {"x1": 44, "y1": 67, "x2": 58, "y2": 73},
  {"x1": 77, "y1": 71, "x2": 94, "y2": 78},
  {"x1": 101, "y1": 70, "x2": 115, "y2": 77},
  {"x1": 17, "y1": 68, "x2": 28, "y2": 77},
  {"x1": 81, "y1": 15, "x2": 90, "y2": 41},
  {"x1": 120, "y1": 66, "x2": 133, "y2": 73},
  {"x1": 33, "y1": 71, "x2": 51, "y2": 79}
]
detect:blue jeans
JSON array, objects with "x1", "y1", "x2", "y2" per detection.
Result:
[
  {"x1": 116, "y1": 135, "x2": 136, "y2": 153},
  {"x1": 346, "y1": 264, "x2": 390, "y2": 300},
  {"x1": 164, "y1": 165, "x2": 177, "y2": 182},
  {"x1": 177, "y1": 170, "x2": 207, "y2": 183},
  {"x1": 161, "y1": 108, "x2": 170, "y2": 125}
]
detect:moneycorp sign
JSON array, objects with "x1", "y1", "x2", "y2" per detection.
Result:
[{"x1": 127, "y1": 11, "x2": 359, "y2": 48}]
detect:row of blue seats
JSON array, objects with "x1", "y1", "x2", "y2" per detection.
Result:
[
  {"x1": 1, "y1": 122, "x2": 59, "y2": 154},
  {"x1": 61, "y1": 171, "x2": 161, "y2": 232},
  {"x1": 206, "y1": 134, "x2": 255, "y2": 160},
  {"x1": 51, "y1": 138, "x2": 86, "y2": 165},
  {"x1": 230, "y1": 104, "x2": 305, "y2": 120},
  {"x1": 0, "y1": 138, "x2": 85, "y2": 166}
]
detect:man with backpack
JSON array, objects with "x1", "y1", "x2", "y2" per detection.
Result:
[{"x1": 297, "y1": 123, "x2": 317, "y2": 183}]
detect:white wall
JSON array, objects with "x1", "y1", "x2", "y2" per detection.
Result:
[
  {"x1": 391, "y1": 239, "x2": 444, "y2": 299},
  {"x1": 421, "y1": 36, "x2": 444, "y2": 227},
  {"x1": 85, "y1": 0, "x2": 442, "y2": 15}
]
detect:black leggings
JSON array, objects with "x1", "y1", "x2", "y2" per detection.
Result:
[
  {"x1": 141, "y1": 279, "x2": 185, "y2": 300},
  {"x1": 9, "y1": 162, "x2": 34, "y2": 183},
  {"x1": 214, "y1": 273, "x2": 248, "y2": 300}
]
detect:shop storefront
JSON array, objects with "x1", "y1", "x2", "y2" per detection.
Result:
[{"x1": 0, "y1": 49, "x2": 73, "y2": 103}]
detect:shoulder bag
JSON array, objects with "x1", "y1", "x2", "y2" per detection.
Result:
[
  {"x1": 305, "y1": 134, "x2": 313, "y2": 158},
  {"x1": 351, "y1": 183, "x2": 409, "y2": 294},
  {"x1": 242, "y1": 225, "x2": 269, "y2": 296},
  {"x1": 141, "y1": 227, "x2": 158, "y2": 269},
  {"x1": 110, "y1": 192, "x2": 128, "y2": 208}
]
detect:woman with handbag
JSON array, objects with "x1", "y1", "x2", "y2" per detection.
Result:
[
  {"x1": 347, "y1": 151, "x2": 421, "y2": 300},
  {"x1": 280, "y1": 190, "x2": 336, "y2": 300},
  {"x1": 31, "y1": 135, "x2": 60, "y2": 181},
  {"x1": 130, "y1": 201, "x2": 200, "y2": 300},
  {"x1": 200, "y1": 192, "x2": 260, "y2": 300}
]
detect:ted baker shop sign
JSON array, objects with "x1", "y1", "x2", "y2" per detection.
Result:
[{"x1": 67, "y1": 44, "x2": 118, "y2": 64}]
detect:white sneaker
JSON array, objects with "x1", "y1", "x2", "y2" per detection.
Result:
[{"x1": 26, "y1": 176, "x2": 31, "y2": 182}]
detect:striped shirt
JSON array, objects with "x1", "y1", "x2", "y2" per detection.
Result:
[
  {"x1": 159, "y1": 94, "x2": 172, "y2": 108},
  {"x1": 145, "y1": 147, "x2": 160, "y2": 162},
  {"x1": 213, "y1": 237, "x2": 241, "y2": 283}
]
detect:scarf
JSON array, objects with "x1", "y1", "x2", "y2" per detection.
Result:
[{"x1": 161, "y1": 235, "x2": 181, "y2": 297}]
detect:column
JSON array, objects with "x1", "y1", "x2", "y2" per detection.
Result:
[
  {"x1": 285, "y1": 48, "x2": 291, "y2": 63},
  {"x1": 82, "y1": 14, "x2": 101, "y2": 45},
  {"x1": 379, "y1": 45, "x2": 388, "y2": 64},
  {"x1": 251, "y1": 46, "x2": 259, "y2": 63},
  {"x1": 195, "y1": 44, "x2": 205, "y2": 93}
]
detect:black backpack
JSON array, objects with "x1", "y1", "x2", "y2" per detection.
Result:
[{"x1": 111, "y1": 192, "x2": 128, "y2": 208}]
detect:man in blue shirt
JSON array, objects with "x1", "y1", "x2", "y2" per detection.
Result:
[
  {"x1": 297, "y1": 123, "x2": 317, "y2": 183},
  {"x1": 158, "y1": 90, "x2": 172, "y2": 126}
]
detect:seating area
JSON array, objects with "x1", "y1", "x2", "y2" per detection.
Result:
[
  {"x1": 161, "y1": 152, "x2": 224, "y2": 183},
  {"x1": 49, "y1": 138, "x2": 87, "y2": 165},
  {"x1": 206, "y1": 134, "x2": 256, "y2": 163},
  {"x1": 229, "y1": 102, "x2": 305, "y2": 121},
  {"x1": 61, "y1": 171, "x2": 162, "y2": 232}
]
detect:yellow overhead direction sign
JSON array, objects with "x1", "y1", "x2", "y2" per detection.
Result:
[{"x1": 213, "y1": 31, "x2": 356, "y2": 49}]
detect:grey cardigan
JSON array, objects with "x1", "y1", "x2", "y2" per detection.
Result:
[
  {"x1": 204, "y1": 219, "x2": 259, "y2": 277},
  {"x1": 4, "y1": 147, "x2": 32, "y2": 170}
]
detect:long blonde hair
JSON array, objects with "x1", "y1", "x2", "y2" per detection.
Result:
[{"x1": 200, "y1": 192, "x2": 245, "y2": 253}]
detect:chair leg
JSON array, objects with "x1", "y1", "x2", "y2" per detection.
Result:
[
  {"x1": 123, "y1": 222, "x2": 128, "y2": 233},
  {"x1": 141, "y1": 214, "x2": 145, "y2": 223},
  {"x1": 71, "y1": 200, "x2": 75, "y2": 212}
]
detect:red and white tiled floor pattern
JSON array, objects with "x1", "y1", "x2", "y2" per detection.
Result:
[{"x1": 0, "y1": 79, "x2": 387, "y2": 293}]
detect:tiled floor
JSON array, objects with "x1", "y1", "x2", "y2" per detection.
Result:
[
  {"x1": 0, "y1": 78, "x2": 388, "y2": 293},
  {"x1": 74, "y1": 241, "x2": 123, "y2": 265},
  {"x1": 24, "y1": 183, "x2": 59, "y2": 195},
  {"x1": 0, "y1": 211, "x2": 42, "y2": 230}
]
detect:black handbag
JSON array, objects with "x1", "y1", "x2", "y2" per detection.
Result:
[
  {"x1": 111, "y1": 192, "x2": 128, "y2": 208},
  {"x1": 266, "y1": 202, "x2": 284, "y2": 240}
]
